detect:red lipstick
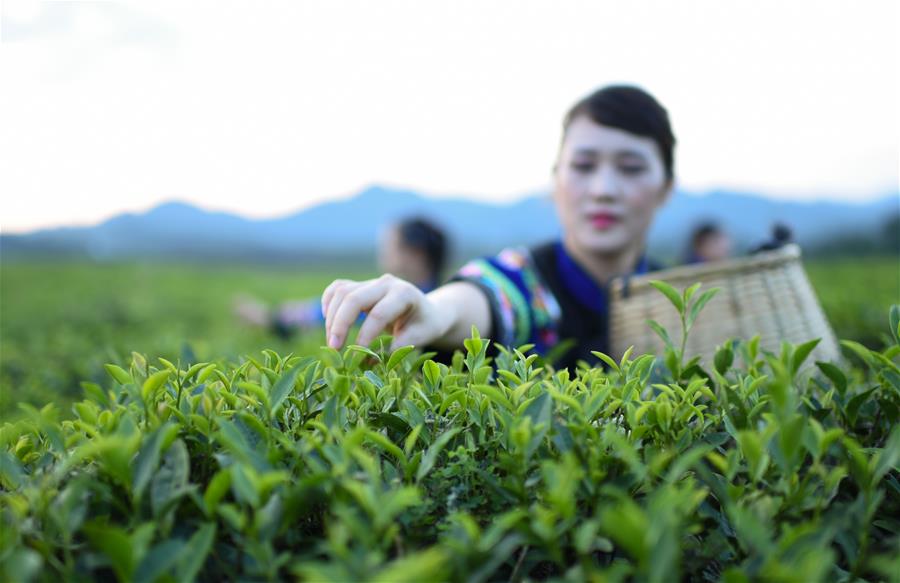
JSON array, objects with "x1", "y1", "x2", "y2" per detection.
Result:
[{"x1": 589, "y1": 212, "x2": 620, "y2": 229}]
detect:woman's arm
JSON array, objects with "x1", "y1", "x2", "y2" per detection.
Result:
[
  {"x1": 424, "y1": 282, "x2": 493, "y2": 349},
  {"x1": 322, "y1": 275, "x2": 491, "y2": 350}
]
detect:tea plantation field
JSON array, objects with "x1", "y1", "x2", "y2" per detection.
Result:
[
  {"x1": 0, "y1": 262, "x2": 372, "y2": 418},
  {"x1": 1, "y1": 257, "x2": 897, "y2": 419},
  {"x1": 1, "y1": 260, "x2": 898, "y2": 582}
]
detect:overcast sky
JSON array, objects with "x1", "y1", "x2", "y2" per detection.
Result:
[{"x1": 1, "y1": 0, "x2": 897, "y2": 233}]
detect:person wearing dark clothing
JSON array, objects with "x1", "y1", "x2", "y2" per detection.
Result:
[
  {"x1": 448, "y1": 241, "x2": 661, "y2": 370},
  {"x1": 751, "y1": 223, "x2": 793, "y2": 253}
]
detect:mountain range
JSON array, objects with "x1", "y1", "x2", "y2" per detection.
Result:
[{"x1": 2, "y1": 185, "x2": 897, "y2": 263}]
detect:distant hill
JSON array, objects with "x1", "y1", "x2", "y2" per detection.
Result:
[{"x1": 2, "y1": 185, "x2": 897, "y2": 264}]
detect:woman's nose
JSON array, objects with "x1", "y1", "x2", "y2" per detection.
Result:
[{"x1": 588, "y1": 166, "x2": 622, "y2": 200}]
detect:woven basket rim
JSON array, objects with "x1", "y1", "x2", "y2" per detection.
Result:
[
  {"x1": 607, "y1": 243, "x2": 842, "y2": 364},
  {"x1": 610, "y1": 244, "x2": 802, "y2": 295}
]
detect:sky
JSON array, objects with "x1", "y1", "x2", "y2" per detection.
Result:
[{"x1": 1, "y1": 0, "x2": 898, "y2": 234}]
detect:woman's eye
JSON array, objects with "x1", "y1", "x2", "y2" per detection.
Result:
[
  {"x1": 571, "y1": 162, "x2": 595, "y2": 173},
  {"x1": 620, "y1": 165, "x2": 646, "y2": 175}
]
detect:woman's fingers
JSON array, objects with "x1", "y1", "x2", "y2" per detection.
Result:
[
  {"x1": 323, "y1": 279, "x2": 359, "y2": 341},
  {"x1": 354, "y1": 286, "x2": 417, "y2": 348},
  {"x1": 321, "y1": 280, "x2": 339, "y2": 316},
  {"x1": 390, "y1": 320, "x2": 430, "y2": 351},
  {"x1": 322, "y1": 279, "x2": 352, "y2": 329},
  {"x1": 322, "y1": 275, "x2": 428, "y2": 350},
  {"x1": 326, "y1": 277, "x2": 393, "y2": 348}
]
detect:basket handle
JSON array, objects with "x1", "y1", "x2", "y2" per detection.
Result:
[{"x1": 620, "y1": 274, "x2": 633, "y2": 299}]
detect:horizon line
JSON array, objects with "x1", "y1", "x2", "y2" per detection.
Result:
[{"x1": 2, "y1": 183, "x2": 897, "y2": 236}]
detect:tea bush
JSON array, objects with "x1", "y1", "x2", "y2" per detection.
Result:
[
  {"x1": 0, "y1": 262, "x2": 362, "y2": 417},
  {"x1": 2, "y1": 258, "x2": 897, "y2": 418},
  {"x1": 1, "y1": 286, "x2": 899, "y2": 582}
]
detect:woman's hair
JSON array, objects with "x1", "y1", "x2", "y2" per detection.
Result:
[
  {"x1": 562, "y1": 85, "x2": 676, "y2": 180},
  {"x1": 397, "y1": 217, "x2": 448, "y2": 281}
]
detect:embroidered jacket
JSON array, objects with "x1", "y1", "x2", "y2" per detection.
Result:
[{"x1": 452, "y1": 241, "x2": 659, "y2": 370}]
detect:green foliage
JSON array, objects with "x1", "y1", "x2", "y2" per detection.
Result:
[
  {"x1": 2, "y1": 259, "x2": 896, "y2": 418},
  {"x1": 647, "y1": 280, "x2": 721, "y2": 382},
  {"x1": 805, "y1": 256, "x2": 900, "y2": 349},
  {"x1": 0, "y1": 262, "x2": 369, "y2": 418},
  {"x1": 2, "y1": 285, "x2": 900, "y2": 581}
]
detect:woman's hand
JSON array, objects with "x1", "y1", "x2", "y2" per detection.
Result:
[{"x1": 322, "y1": 274, "x2": 452, "y2": 350}]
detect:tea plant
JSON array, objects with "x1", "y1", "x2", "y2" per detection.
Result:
[
  {"x1": 1, "y1": 287, "x2": 898, "y2": 581},
  {"x1": 2, "y1": 258, "x2": 896, "y2": 418}
]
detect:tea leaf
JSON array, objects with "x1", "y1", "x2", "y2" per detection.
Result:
[
  {"x1": 231, "y1": 464, "x2": 260, "y2": 507},
  {"x1": 736, "y1": 430, "x2": 769, "y2": 483},
  {"x1": 269, "y1": 363, "x2": 303, "y2": 415},
  {"x1": 105, "y1": 364, "x2": 133, "y2": 386},
  {"x1": 871, "y1": 427, "x2": 900, "y2": 485},
  {"x1": 151, "y1": 439, "x2": 190, "y2": 517},
  {"x1": 174, "y1": 523, "x2": 216, "y2": 582},
  {"x1": 816, "y1": 361, "x2": 847, "y2": 396},
  {"x1": 346, "y1": 344, "x2": 381, "y2": 362},
  {"x1": 0, "y1": 451, "x2": 25, "y2": 489},
  {"x1": 684, "y1": 282, "x2": 702, "y2": 305},
  {"x1": 841, "y1": 340, "x2": 875, "y2": 367},
  {"x1": 134, "y1": 539, "x2": 184, "y2": 583},
  {"x1": 203, "y1": 469, "x2": 232, "y2": 516},
  {"x1": 472, "y1": 384, "x2": 514, "y2": 411},
  {"x1": 649, "y1": 280, "x2": 684, "y2": 314},
  {"x1": 790, "y1": 338, "x2": 821, "y2": 375},
  {"x1": 132, "y1": 423, "x2": 178, "y2": 501},
  {"x1": 647, "y1": 319, "x2": 674, "y2": 350},
  {"x1": 364, "y1": 429, "x2": 405, "y2": 463},
  {"x1": 141, "y1": 370, "x2": 171, "y2": 402},
  {"x1": 184, "y1": 362, "x2": 209, "y2": 381},
  {"x1": 387, "y1": 345, "x2": 416, "y2": 371},
  {"x1": 84, "y1": 524, "x2": 136, "y2": 582},
  {"x1": 195, "y1": 364, "x2": 217, "y2": 384},
  {"x1": 463, "y1": 325, "x2": 484, "y2": 356},
  {"x1": 715, "y1": 342, "x2": 735, "y2": 376},
  {"x1": 890, "y1": 304, "x2": 900, "y2": 346},
  {"x1": 687, "y1": 288, "x2": 721, "y2": 329},
  {"x1": 371, "y1": 548, "x2": 448, "y2": 583},
  {"x1": 423, "y1": 359, "x2": 441, "y2": 388},
  {"x1": 600, "y1": 498, "x2": 648, "y2": 562},
  {"x1": 0, "y1": 549, "x2": 42, "y2": 583},
  {"x1": 416, "y1": 428, "x2": 460, "y2": 482},
  {"x1": 846, "y1": 387, "x2": 877, "y2": 427},
  {"x1": 591, "y1": 351, "x2": 621, "y2": 373}
]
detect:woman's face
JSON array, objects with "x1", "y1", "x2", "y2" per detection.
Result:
[
  {"x1": 553, "y1": 115, "x2": 671, "y2": 258},
  {"x1": 377, "y1": 226, "x2": 408, "y2": 276},
  {"x1": 378, "y1": 226, "x2": 427, "y2": 283},
  {"x1": 696, "y1": 232, "x2": 732, "y2": 262}
]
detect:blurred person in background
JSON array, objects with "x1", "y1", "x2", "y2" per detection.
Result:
[
  {"x1": 752, "y1": 222, "x2": 794, "y2": 253},
  {"x1": 321, "y1": 85, "x2": 675, "y2": 370},
  {"x1": 235, "y1": 216, "x2": 447, "y2": 338},
  {"x1": 685, "y1": 222, "x2": 732, "y2": 264}
]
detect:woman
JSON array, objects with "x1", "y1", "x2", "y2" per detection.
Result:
[
  {"x1": 323, "y1": 85, "x2": 675, "y2": 370},
  {"x1": 235, "y1": 216, "x2": 447, "y2": 338}
]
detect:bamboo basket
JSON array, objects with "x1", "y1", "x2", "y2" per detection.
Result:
[{"x1": 609, "y1": 244, "x2": 841, "y2": 365}]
